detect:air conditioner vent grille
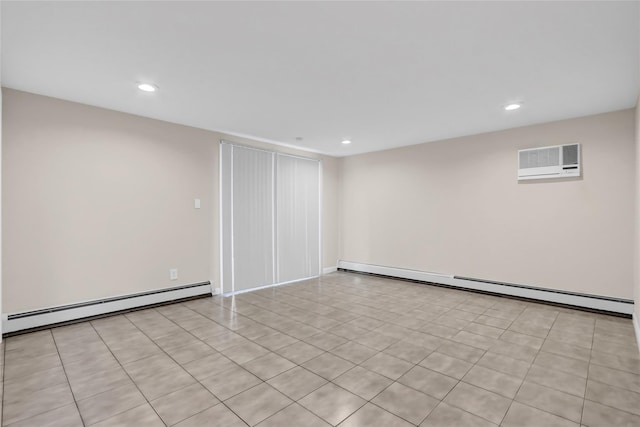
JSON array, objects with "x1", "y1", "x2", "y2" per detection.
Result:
[
  {"x1": 517, "y1": 143, "x2": 580, "y2": 180},
  {"x1": 519, "y1": 147, "x2": 560, "y2": 169},
  {"x1": 563, "y1": 144, "x2": 579, "y2": 165}
]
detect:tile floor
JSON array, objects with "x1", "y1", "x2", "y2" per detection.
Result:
[{"x1": 1, "y1": 272, "x2": 639, "y2": 426}]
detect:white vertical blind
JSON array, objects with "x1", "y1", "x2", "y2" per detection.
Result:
[
  {"x1": 220, "y1": 143, "x2": 233, "y2": 292},
  {"x1": 228, "y1": 144, "x2": 274, "y2": 292},
  {"x1": 220, "y1": 142, "x2": 321, "y2": 293},
  {"x1": 276, "y1": 154, "x2": 320, "y2": 283}
]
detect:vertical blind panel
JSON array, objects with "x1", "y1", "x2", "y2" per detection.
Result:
[
  {"x1": 276, "y1": 154, "x2": 320, "y2": 283},
  {"x1": 232, "y1": 146, "x2": 274, "y2": 291},
  {"x1": 220, "y1": 143, "x2": 233, "y2": 293}
]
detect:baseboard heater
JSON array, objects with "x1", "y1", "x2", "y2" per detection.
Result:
[
  {"x1": 3, "y1": 281, "x2": 215, "y2": 335},
  {"x1": 337, "y1": 261, "x2": 633, "y2": 316}
]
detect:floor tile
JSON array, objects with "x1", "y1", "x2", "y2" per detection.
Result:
[
  {"x1": 299, "y1": 383, "x2": 366, "y2": 426},
  {"x1": 451, "y1": 330, "x2": 497, "y2": 350},
  {"x1": 257, "y1": 403, "x2": 330, "y2": 427},
  {"x1": 490, "y1": 340, "x2": 538, "y2": 364},
  {"x1": 463, "y1": 322, "x2": 504, "y2": 339},
  {"x1": 3, "y1": 403, "x2": 83, "y2": 427},
  {"x1": 419, "y1": 352, "x2": 472, "y2": 379},
  {"x1": 123, "y1": 353, "x2": 178, "y2": 381},
  {"x1": 588, "y1": 364, "x2": 640, "y2": 393},
  {"x1": 581, "y1": 399, "x2": 640, "y2": 427},
  {"x1": 302, "y1": 352, "x2": 355, "y2": 380},
  {"x1": 443, "y1": 382, "x2": 511, "y2": 424},
  {"x1": 164, "y1": 341, "x2": 216, "y2": 365},
  {"x1": 3, "y1": 273, "x2": 638, "y2": 427},
  {"x1": 397, "y1": 365, "x2": 458, "y2": 400},
  {"x1": 540, "y1": 339, "x2": 590, "y2": 362},
  {"x1": 476, "y1": 352, "x2": 530, "y2": 378},
  {"x1": 3, "y1": 366, "x2": 67, "y2": 398},
  {"x1": 585, "y1": 379, "x2": 640, "y2": 416},
  {"x1": 3, "y1": 382, "x2": 74, "y2": 426},
  {"x1": 371, "y1": 382, "x2": 438, "y2": 425},
  {"x1": 462, "y1": 365, "x2": 522, "y2": 398},
  {"x1": 360, "y1": 352, "x2": 413, "y2": 380},
  {"x1": 340, "y1": 403, "x2": 414, "y2": 427},
  {"x1": 304, "y1": 332, "x2": 348, "y2": 351},
  {"x1": 4, "y1": 352, "x2": 63, "y2": 381},
  {"x1": 502, "y1": 401, "x2": 579, "y2": 427},
  {"x1": 77, "y1": 383, "x2": 146, "y2": 426},
  {"x1": 90, "y1": 404, "x2": 164, "y2": 427},
  {"x1": 437, "y1": 340, "x2": 485, "y2": 363},
  {"x1": 333, "y1": 366, "x2": 393, "y2": 400},
  {"x1": 354, "y1": 331, "x2": 399, "y2": 351},
  {"x1": 267, "y1": 366, "x2": 327, "y2": 400},
  {"x1": 254, "y1": 332, "x2": 299, "y2": 351},
  {"x1": 589, "y1": 350, "x2": 640, "y2": 374},
  {"x1": 67, "y1": 366, "x2": 132, "y2": 401},
  {"x1": 500, "y1": 330, "x2": 544, "y2": 349},
  {"x1": 515, "y1": 381, "x2": 583, "y2": 423},
  {"x1": 474, "y1": 315, "x2": 512, "y2": 329},
  {"x1": 222, "y1": 342, "x2": 270, "y2": 365},
  {"x1": 276, "y1": 341, "x2": 325, "y2": 364},
  {"x1": 330, "y1": 341, "x2": 378, "y2": 364},
  {"x1": 199, "y1": 364, "x2": 262, "y2": 401},
  {"x1": 382, "y1": 341, "x2": 432, "y2": 364},
  {"x1": 134, "y1": 365, "x2": 197, "y2": 400},
  {"x1": 420, "y1": 402, "x2": 497, "y2": 427},
  {"x1": 534, "y1": 351, "x2": 589, "y2": 378},
  {"x1": 173, "y1": 403, "x2": 247, "y2": 427},
  {"x1": 526, "y1": 365, "x2": 586, "y2": 397},
  {"x1": 242, "y1": 352, "x2": 296, "y2": 380},
  {"x1": 225, "y1": 383, "x2": 292, "y2": 426},
  {"x1": 150, "y1": 383, "x2": 219, "y2": 426}
]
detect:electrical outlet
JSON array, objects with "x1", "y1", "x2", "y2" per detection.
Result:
[
  {"x1": 214, "y1": 287, "x2": 221, "y2": 294},
  {"x1": 169, "y1": 268, "x2": 178, "y2": 280}
]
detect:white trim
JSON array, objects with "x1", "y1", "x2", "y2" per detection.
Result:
[
  {"x1": 323, "y1": 266, "x2": 338, "y2": 275},
  {"x1": 338, "y1": 261, "x2": 634, "y2": 315},
  {"x1": 633, "y1": 313, "x2": 640, "y2": 354},
  {"x1": 3, "y1": 283, "x2": 213, "y2": 334},
  {"x1": 223, "y1": 275, "x2": 320, "y2": 297},
  {"x1": 218, "y1": 131, "x2": 325, "y2": 155},
  {"x1": 218, "y1": 141, "x2": 225, "y2": 294}
]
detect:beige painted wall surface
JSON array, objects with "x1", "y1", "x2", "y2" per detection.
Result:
[
  {"x1": 635, "y1": 98, "x2": 640, "y2": 321},
  {"x1": 341, "y1": 110, "x2": 635, "y2": 299},
  {"x1": 2, "y1": 89, "x2": 339, "y2": 313}
]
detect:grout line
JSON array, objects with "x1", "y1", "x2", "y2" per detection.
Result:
[
  {"x1": 88, "y1": 321, "x2": 169, "y2": 426},
  {"x1": 581, "y1": 316, "x2": 596, "y2": 425},
  {"x1": 3, "y1": 274, "x2": 636, "y2": 427},
  {"x1": 145, "y1": 306, "x2": 266, "y2": 425},
  {"x1": 50, "y1": 329, "x2": 87, "y2": 427},
  {"x1": 497, "y1": 308, "x2": 561, "y2": 425}
]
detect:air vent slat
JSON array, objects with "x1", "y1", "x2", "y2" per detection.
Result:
[{"x1": 518, "y1": 144, "x2": 580, "y2": 180}]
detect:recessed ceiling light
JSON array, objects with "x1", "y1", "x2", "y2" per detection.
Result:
[
  {"x1": 504, "y1": 103, "x2": 521, "y2": 111},
  {"x1": 137, "y1": 83, "x2": 158, "y2": 92},
  {"x1": 341, "y1": 140, "x2": 351, "y2": 145}
]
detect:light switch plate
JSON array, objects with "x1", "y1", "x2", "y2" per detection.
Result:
[
  {"x1": 194, "y1": 198, "x2": 201, "y2": 209},
  {"x1": 169, "y1": 269, "x2": 178, "y2": 280}
]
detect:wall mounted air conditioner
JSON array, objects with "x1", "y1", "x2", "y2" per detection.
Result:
[{"x1": 518, "y1": 143, "x2": 580, "y2": 180}]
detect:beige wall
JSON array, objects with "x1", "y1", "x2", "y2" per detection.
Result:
[
  {"x1": 340, "y1": 109, "x2": 636, "y2": 300},
  {"x1": 635, "y1": 97, "x2": 640, "y2": 322},
  {"x1": 2, "y1": 89, "x2": 340, "y2": 313}
]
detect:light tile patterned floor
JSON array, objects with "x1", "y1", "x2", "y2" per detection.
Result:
[{"x1": 1, "y1": 272, "x2": 639, "y2": 426}]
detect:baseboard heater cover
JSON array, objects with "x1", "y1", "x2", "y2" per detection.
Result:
[
  {"x1": 3, "y1": 281, "x2": 215, "y2": 334},
  {"x1": 337, "y1": 261, "x2": 633, "y2": 315}
]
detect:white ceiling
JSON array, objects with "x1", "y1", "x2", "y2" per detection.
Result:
[{"x1": 2, "y1": 1, "x2": 638, "y2": 157}]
